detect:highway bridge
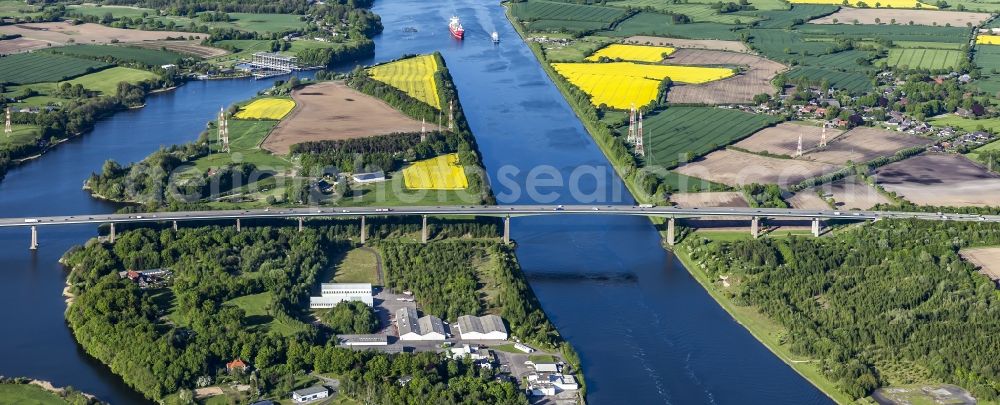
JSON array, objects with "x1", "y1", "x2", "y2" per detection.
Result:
[{"x1": 3, "y1": 205, "x2": 997, "y2": 250}]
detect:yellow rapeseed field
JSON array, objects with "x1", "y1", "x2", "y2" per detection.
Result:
[
  {"x1": 586, "y1": 44, "x2": 676, "y2": 63},
  {"x1": 552, "y1": 62, "x2": 734, "y2": 109},
  {"x1": 368, "y1": 54, "x2": 442, "y2": 109},
  {"x1": 402, "y1": 153, "x2": 468, "y2": 190},
  {"x1": 787, "y1": 0, "x2": 937, "y2": 8},
  {"x1": 977, "y1": 34, "x2": 1000, "y2": 45},
  {"x1": 234, "y1": 98, "x2": 295, "y2": 120}
]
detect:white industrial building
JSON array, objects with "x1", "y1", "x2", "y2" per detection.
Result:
[
  {"x1": 251, "y1": 52, "x2": 299, "y2": 70},
  {"x1": 339, "y1": 334, "x2": 388, "y2": 346},
  {"x1": 309, "y1": 283, "x2": 373, "y2": 308},
  {"x1": 456, "y1": 314, "x2": 508, "y2": 340},
  {"x1": 291, "y1": 386, "x2": 328, "y2": 403},
  {"x1": 397, "y1": 307, "x2": 446, "y2": 341}
]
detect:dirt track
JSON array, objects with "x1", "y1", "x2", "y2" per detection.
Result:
[
  {"x1": 736, "y1": 122, "x2": 844, "y2": 157},
  {"x1": 810, "y1": 8, "x2": 990, "y2": 26},
  {"x1": 625, "y1": 36, "x2": 749, "y2": 53},
  {"x1": 875, "y1": 153, "x2": 1000, "y2": 206},
  {"x1": 675, "y1": 149, "x2": 838, "y2": 187},
  {"x1": 263, "y1": 81, "x2": 433, "y2": 154},
  {"x1": 663, "y1": 49, "x2": 786, "y2": 104},
  {"x1": 0, "y1": 22, "x2": 195, "y2": 46},
  {"x1": 805, "y1": 127, "x2": 931, "y2": 165}
]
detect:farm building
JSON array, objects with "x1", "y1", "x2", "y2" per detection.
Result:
[
  {"x1": 397, "y1": 307, "x2": 446, "y2": 341},
  {"x1": 352, "y1": 171, "x2": 386, "y2": 184},
  {"x1": 456, "y1": 314, "x2": 508, "y2": 340},
  {"x1": 309, "y1": 283, "x2": 373, "y2": 308}
]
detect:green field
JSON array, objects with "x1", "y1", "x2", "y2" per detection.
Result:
[
  {"x1": 635, "y1": 106, "x2": 780, "y2": 167},
  {"x1": 784, "y1": 66, "x2": 874, "y2": 94},
  {"x1": 196, "y1": 119, "x2": 287, "y2": 170},
  {"x1": 329, "y1": 248, "x2": 379, "y2": 284},
  {"x1": 0, "y1": 53, "x2": 110, "y2": 85},
  {"x1": 63, "y1": 67, "x2": 159, "y2": 96},
  {"x1": 930, "y1": 114, "x2": 1000, "y2": 132},
  {"x1": 44, "y1": 44, "x2": 188, "y2": 66},
  {"x1": 973, "y1": 46, "x2": 1000, "y2": 95},
  {"x1": 748, "y1": 29, "x2": 839, "y2": 63},
  {"x1": 599, "y1": 12, "x2": 741, "y2": 39},
  {"x1": 750, "y1": 4, "x2": 837, "y2": 29},
  {"x1": 608, "y1": 1, "x2": 759, "y2": 24},
  {"x1": 0, "y1": 125, "x2": 43, "y2": 150},
  {"x1": 0, "y1": 383, "x2": 67, "y2": 405},
  {"x1": 796, "y1": 23, "x2": 972, "y2": 44},
  {"x1": 225, "y1": 292, "x2": 307, "y2": 336},
  {"x1": 895, "y1": 40, "x2": 966, "y2": 50},
  {"x1": 511, "y1": 0, "x2": 627, "y2": 32},
  {"x1": 967, "y1": 138, "x2": 1000, "y2": 162},
  {"x1": 0, "y1": 0, "x2": 40, "y2": 18},
  {"x1": 886, "y1": 48, "x2": 965, "y2": 70}
]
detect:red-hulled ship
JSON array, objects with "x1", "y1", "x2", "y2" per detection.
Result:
[{"x1": 449, "y1": 16, "x2": 464, "y2": 39}]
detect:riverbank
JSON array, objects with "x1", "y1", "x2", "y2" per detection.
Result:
[
  {"x1": 0, "y1": 376, "x2": 102, "y2": 404},
  {"x1": 671, "y1": 240, "x2": 854, "y2": 404}
]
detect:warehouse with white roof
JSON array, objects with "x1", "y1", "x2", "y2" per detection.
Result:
[
  {"x1": 456, "y1": 314, "x2": 508, "y2": 340},
  {"x1": 309, "y1": 283, "x2": 373, "y2": 308},
  {"x1": 396, "y1": 307, "x2": 446, "y2": 341}
]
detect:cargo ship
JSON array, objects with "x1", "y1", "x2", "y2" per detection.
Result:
[{"x1": 449, "y1": 16, "x2": 464, "y2": 39}]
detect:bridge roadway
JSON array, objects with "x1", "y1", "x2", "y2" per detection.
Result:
[{"x1": 3, "y1": 205, "x2": 998, "y2": 249}]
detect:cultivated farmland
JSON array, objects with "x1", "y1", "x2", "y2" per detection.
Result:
[
  {"x1": 62, "y1": 66, "x2": 158, "y2": 95},
  {"x1": 670, "y1": 191, "x2": 748, "y2": 208},
  {"x1": 787, "y1": 191, "x2": 830, "y2": 210},
  {"x1": 784, "y1": 66, "x2": 873, "y2": 94},
  {"x1": 234, "y1": 98, "x2": 295, "y2": 120},
  {"x1": 977, "y1": 34, "x2": 1000, "y2": 45},
  {"x1": 875, "y1": 153, "x2": 1000, "y2": 206},
  {"x1": 663, "y1": 49, "x2": 787, "y2": 104},
  {"x1": 625, "y1": 36, "x2": 749, "y2": 52},
  {"x1": 129, "y1": 40, "x2": 228, "y2": 58},
  {"x1": 553, "y1": 62, "x2": 734, "y2": 108},
  {"x1": 810, "y1": 8, "x2": 989, "y2": 26},
  {"x1": 788, "y1": 0, "x2": 937, "y2": 8},
  {"x1": 675, "y1": 149, "x2": 838, "y2": 187},
  {"x1": 804, "y1": 127, "x2": 931, "y2": 165},
  {"x1": 403, "y1": 154, "x2": 469, "y2": 190},
  {"x1": 600, "y1": 13, "x2": 741, "y2": 40},
  {"x1": 586, "y1": 44, "x2": 675, "y2": 62},
  {"x1": 636, "y1": 106, "x2": 781, "y2": 166},
  {"x1": 808, "y1": 176, "x2": 890, "y2": 210},
  {"x1": 959, "y1": 247, "x2": 1000, "y2": 282},
  {"x1": 796, "y1": 24, "x2": 969, "y2": 44},
  {"x1": 734, "y1": 122, "x2": 845, "y2": 157},
  {"x1": 264, "y1": 82, "x2": 432, "y2": 154},
  {"x1": 886, "y1": 48, "x2": 964, "y2": 70},
  {"x1": 0, "y1": 37, "x2": 49, "y2": 54},
  {"x1": 752, "y1": 4, "x2": 838, "y2": 29},
  {"x1": 511, "y1": 0, "x2": 627, "y2": 32},
  {"x1": 0, "y1": 22, "x2": 193, "y2": 45},
  {"x1": 44, "y1": 44, "x2": 187, "y2": 65},
  {"x1": 368, "y1": 55, "x2": 442, "y2": 109},
  {"x1": 0, "y1": 52, "x2": 109, "y2": 84},
  {"x1": 610, "y1": 1, "x2": 759, "y2": 24}
]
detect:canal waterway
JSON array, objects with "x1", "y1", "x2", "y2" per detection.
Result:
[{"x1": 0, "y1": 0, "x2": 832, "y2": 403}]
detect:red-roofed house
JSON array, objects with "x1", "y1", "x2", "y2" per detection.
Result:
[{"x1": 226, "y1": 358, "x2": 248, "y2": 373}]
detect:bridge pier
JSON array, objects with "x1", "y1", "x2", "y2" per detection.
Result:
[
  {"x1": 751, "y1": 216, "x2": 760, "y2": 239},
  {"x1": 667, "y1": 217, "x2": 676, "y2": 246},
  {"x1": 812, "y1": 218, "x2": 821, "y2": 237},
  {"x1": 360, "y1": 216, "x2": 367, "y2": 244},
  {"x1": 298, "y1": 217, "x2": 304, "y2": 233},
  {"x1": 421, "y1": 215, "x2": 428, "y2": 244},
  {"x1": 503, "y1": 215, "x2": 511, "y2": 244},
  {"x1": 29, "y1": 225, "x2": 37, "y2": 250},
  {"x1": 109, "y1": 223, "x2": 116, "y2": 244},
  {"x1": 236, "y1": 218, "x2": 241, "y2": 232},
  {"x1": 172, "y1": 220, "x2": 178, "y2": 232}
]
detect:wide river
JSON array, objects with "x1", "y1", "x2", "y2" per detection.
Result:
[{"x1": 0, "y1": 0, "x2": 832, "y2": 403}]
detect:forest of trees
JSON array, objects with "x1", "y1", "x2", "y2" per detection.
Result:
[
  {"x1": 317, "y1": 301, "x2": 377, "y2": 334},
  {"x1": 62, "y1": 221, "x2": 541, "y2": 402},
  {"x1": 680, "y1": 219, "x2": 1000, "y2": 400}
]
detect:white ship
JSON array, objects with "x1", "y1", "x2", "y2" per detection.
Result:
[{"x1": 491, "y1": 31, "x2": 500, "y2": 44}]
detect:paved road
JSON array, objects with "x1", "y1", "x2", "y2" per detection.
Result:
[{"x1": 0, "y1": 205, "x2": 997, "y2": 228}]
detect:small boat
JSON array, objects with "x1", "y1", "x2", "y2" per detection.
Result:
[
  {"x1": 449, "y1": 16, "x2": 464, "y2": 40},
  {"x1": 491, "y1": 31, "x2": 499, "y2": 44}
]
